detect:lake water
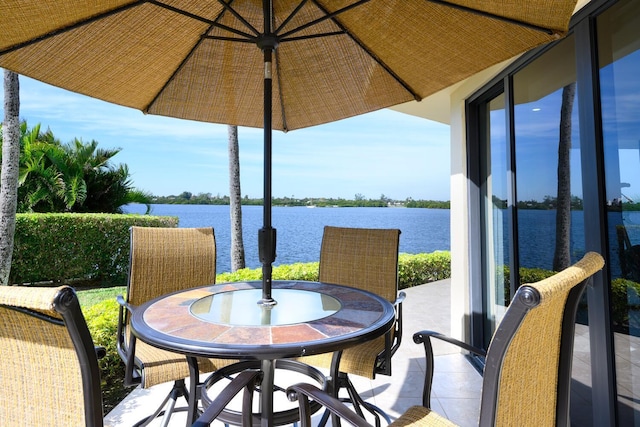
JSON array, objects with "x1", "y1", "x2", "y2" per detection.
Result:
[
  {"x1": 123, "y1": 204, "x2": 640, "y2": 276},
  {"x1": 123, "y1": 204, "x2": 450, "y2": 273}
]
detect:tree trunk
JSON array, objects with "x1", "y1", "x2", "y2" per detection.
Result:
[
  {"x1": 0, "y1": 71, "x2": 21, "y2": 285},
  {"x1": 553, "y1": 82, "x2": 576, "y2": 271},
  {"x1": 228, "y1": 125, "x2": 245, "y2": 272}
]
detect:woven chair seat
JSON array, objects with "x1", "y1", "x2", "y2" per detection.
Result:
[
  {"x1": 295, "y1": 226, "x2": 401, "y2": 426},
  {"x1": 390, "y1": 406, "x2": 457, "y2": 427},
  {"x1": 128, "y1": 329, "x2": 237, "y2": 388},
  {"x1": 300, "y1": 335, "x2": 385, "y2": 379}
]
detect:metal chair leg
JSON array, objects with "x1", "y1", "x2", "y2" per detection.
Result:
[
  {"x1": 318, "y1": 372, "x2": 391, "y2": 427},
  {"x1": 132, "y1": 379, "x2": 190, "y2": 427},
  {"x1": 342, "y1": 374, "x2": 390, "y2": 427}
]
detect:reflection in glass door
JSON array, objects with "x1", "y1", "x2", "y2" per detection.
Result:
[
  {"x1": 597, "y1": 1, "x2": 640, "y2": 422},
  {"x1": 479, "y1": 92, "x2": 509, "y2": 346}
]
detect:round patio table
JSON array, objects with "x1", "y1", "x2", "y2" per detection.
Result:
[{"x1": 130, "y1": 280, "x2": 396, "y2": 427}]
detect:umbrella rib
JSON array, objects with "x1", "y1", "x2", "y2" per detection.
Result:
[
  {"x1": 202, "y1": 35, "x2": 256, "y2": 43},
  {"x1": 0, "y1": 0, "x2": 145, "y2": 55},
  {"x1": 143, "y1": 31, "x2": 209, "y2": 114},
  {"x1": 278, "y1": 0, "x2": 371, "y2": 40},
  {"x1": 0, "y1": 0, "x2": 259, "y2": 57},
  {"x1": 150, "y1": 0, "x2": 257, "y2": 40},
  {"x1": 425, "y1": 0, "x2": 557, "y2": 35},
  {"x1": 274, "y1": 0, "x2": 310, "y2": 35},
  {"x1": 280, "y1": 31, "x2": 345, "y2": 43},
  {"x1": 144, "y1": 0, "x2": 263, "y2": 114},
  {"x1": 214, "y1": 0, "x2": 261, "y2": 36},
  {"x1": 273, "y1": 48, "x2": 289, "y2": 132},
  {"x1": 309, "y1": 0, "x2": 422, "y2": 102}
]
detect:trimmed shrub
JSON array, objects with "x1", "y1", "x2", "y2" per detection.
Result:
[
  {"x1": 501, "y1": 265, "x2": 559, "y2": 304},
  {"x1": 217, "y1": 252, "x2": 451, "y2": 290},
  {"x1": 84, "y1": 298, "x2": 128, "y2": 414},
  {"x1": 216, "y1": 262, "x2": 320, "y2": 283},
  {"x1": 611, "y1": 278, "x2": 640, "y2": 334},
  {"x1": 398, "y1": 251, "x2": 451, "y2": 288},
  {"x1": 518, "y1": 267, "x2": 556, "y2": 284},
  {"x1": 11, "y1": 213, "x2": 177, "y2": 286}
]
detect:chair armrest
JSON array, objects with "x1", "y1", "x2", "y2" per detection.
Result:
[
  {"x1": 287, "y1": 382, "x2": 371, "y2": 427},
  {"x1": 413, "y1": 330, "x2": 487, "y2": 358},
  {"x1": 394, "y1": 291, "x2": 406, "y2": 307},
  {"x1": 116, "y1": 294, "x2": 134, "y2": 312},
  {"x1": 115, "y1": 294, "x2": 141, "y2": 386},
  {"x1": 95, "y1": 346, "x2": 107, "y2": 360},
  {"x1": 413, "y1": 330, "x2": 486, "y2": 408},
  {"x1": 377, "y1": 290, "x2": 407, "y2": 376},
  {"x1": 193, "y1": 369, "x2": 263, "y2": 427},
  {"x1": 116, "y1": 294, "x2": 134, "y2": 351}
]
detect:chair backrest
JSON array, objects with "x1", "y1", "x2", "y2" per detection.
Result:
[
  {"x1": 126, "y1": 226, "x2": 217, "y2": 307},
  {"x1": 479, "y1": 252, "x2": 604, "y2": 427},
  {"x1": 0, "y1": 285, "x2": 103, "y2": 427},
  {"x1": 318, "y1": 226, "x2": 400, "y2": 303}
]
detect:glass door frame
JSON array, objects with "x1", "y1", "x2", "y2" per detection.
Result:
[
  {"x1": 467, "y1": 81, "x2": 521, "y2": 351},
  {"x1": 466, "y1": 0, "x2": 617, "y2": 423}
]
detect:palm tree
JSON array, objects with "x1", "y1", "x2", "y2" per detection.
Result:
[
  {"x1": 15, "y1": 123, "x2": 65, "y2": 212},
  {"x1": 52, "y1": 139, "x2": 140, "y2": 212},
  {"x1": 0, "y1": 70, "x2": 21, "y2": 285},
  {"x1": 228, "y1": 125, "x2": 245, "y2": 271},
  {"x1": 4, "y1": 126, "x2": 151, "y2": 214},
  {"x1": 79, "y1": 163, "x2": 152, "y2": 214},
  {"x1": 553, "y1": 82, "x2": 576, "y2": 271}
]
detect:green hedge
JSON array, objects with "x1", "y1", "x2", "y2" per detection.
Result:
[
  {"x1": 611, "y1": 278, "x2": 640, "y2": 333},
  {"x1": 216, "y1": 251, "x2": 452, "y2": 289},
  {"x1": 398, "y1": 251, "x2": 451, "y2": 288},
  {"x1": 499, "y1": 265, "x2": 558, "y2": 305},
  {"x1": 84, "y1": 298, "x2": 126, "y2": 414},
  {"x1": 11, "y1": 213, "x2": 177, "y2": 285}
]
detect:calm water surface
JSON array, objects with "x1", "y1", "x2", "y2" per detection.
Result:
[
  {"x1": 124, "y1": 204, "x2": 640, "y2": 275},
  {"x1": 123, "y1": 204, "x2": 450, "y2": 273}
]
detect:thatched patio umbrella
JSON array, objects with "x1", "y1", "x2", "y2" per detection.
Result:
[{"x1": 0, "y1": 0, "x2": 577, "y2": 304}]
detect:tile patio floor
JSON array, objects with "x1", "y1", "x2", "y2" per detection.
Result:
[{"x1": 104, "y1": 279, "x2": 482, "y2": 427}]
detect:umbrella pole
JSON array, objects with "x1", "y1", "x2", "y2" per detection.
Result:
[{"x1": 258, "y1": 4, "x2": 277, "y2": 306}]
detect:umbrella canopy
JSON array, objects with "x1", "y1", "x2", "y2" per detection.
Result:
[{"x1": 0, "y1": 0, "x2": 577, "y2": 303}]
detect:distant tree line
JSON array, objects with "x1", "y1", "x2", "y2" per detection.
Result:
[
  {"x1": 152, "y1": 192, "x2": 451, "y2": 208},
  {"x1": 492, "y1": 195, "x2": 640, "y2": 211},
  {"x1": 517, "y1": 195, "x2": 584, "y2": 210},
  {"x1": 405, "y1": 199, "x2": 450, "y2": 208}
]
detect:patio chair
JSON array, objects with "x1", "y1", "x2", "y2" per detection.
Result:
[
  {"x1": 0, "y1": 285, "x2": 104, "y2": 427},
  {"x1": 117, "y1": 226, "x2": 236, "y2": 426},
  {"x1": 287, "y1": 251, "x2": 605, "y2": 427},
  {"x1": 0, "y1": 284, "x2": 260, "y2": 427},
  {"x1": 299, "y1": 226, "x2": 403, "y2": 425}
]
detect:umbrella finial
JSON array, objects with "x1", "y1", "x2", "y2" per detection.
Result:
[{"x1": 257, "y1": 34, "x2": 279, "y2": 51}]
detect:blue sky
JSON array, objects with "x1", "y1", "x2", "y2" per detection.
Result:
[{"x1": 8, "y1": 76, "x2": 451, "y2": 201}]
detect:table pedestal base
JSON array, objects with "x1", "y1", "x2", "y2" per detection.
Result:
[{"x1": 201, "y1": 359, "x2": 327, "y2": 426}]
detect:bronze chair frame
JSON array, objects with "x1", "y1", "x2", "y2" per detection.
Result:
[
  {"x1": 116, "y1": 226, "x2": 222, "y2": 426},
  {"x1": 317, "y1": 226, "x2": 403, "y2": 427},
  {"x1": 287, "y1": 252, "x2": 605, "y2": 427}
]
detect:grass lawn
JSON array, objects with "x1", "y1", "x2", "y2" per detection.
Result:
[{"x1": 77, "y1": 285, "x2": 126, "y2": 308}]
